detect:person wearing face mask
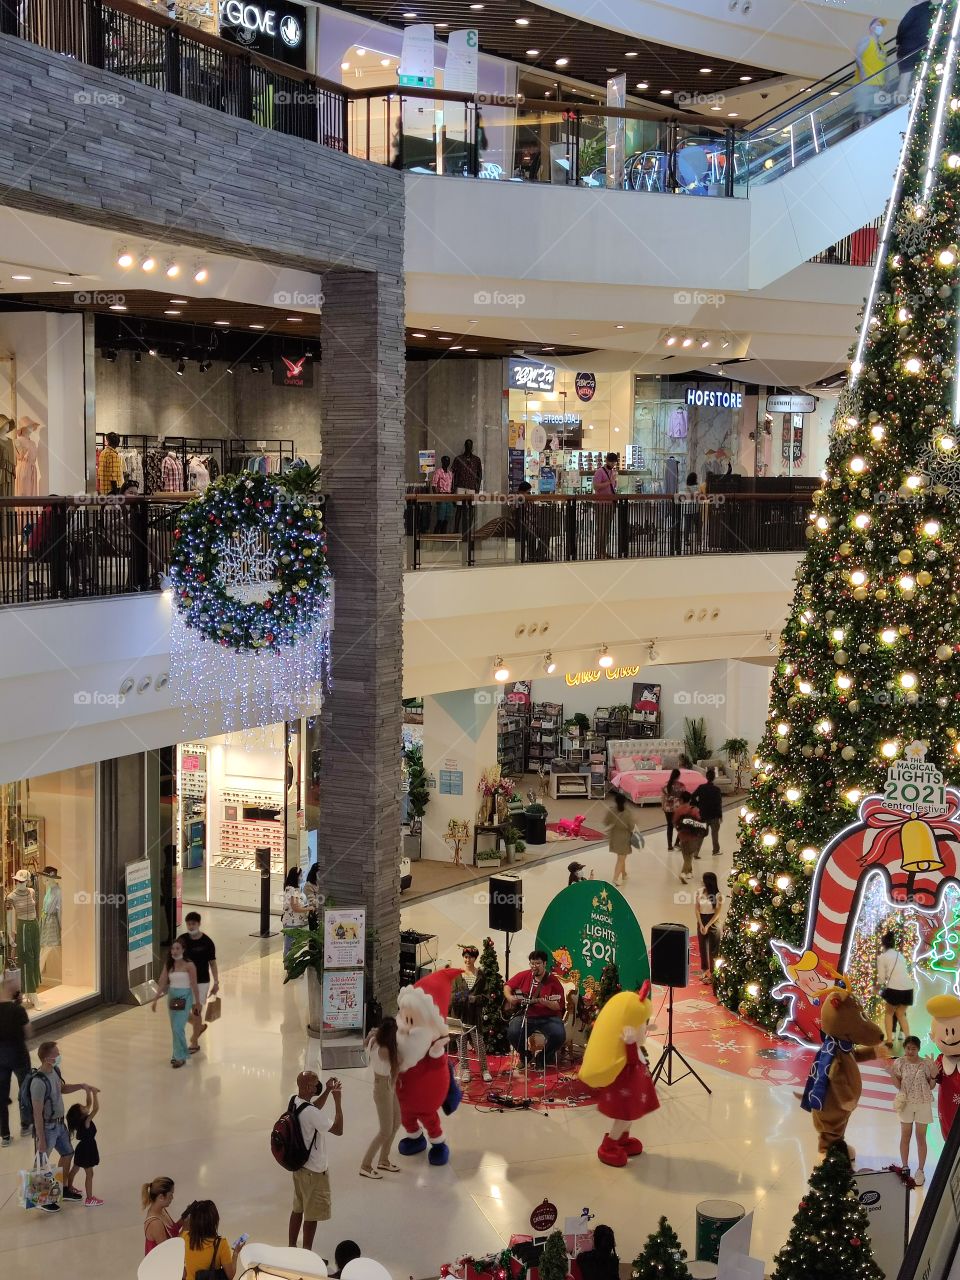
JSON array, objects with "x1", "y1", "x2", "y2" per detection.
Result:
[
  {"x1": 28, "y1": 1040, "x2": 97, "y2": 1208},
  {"x1": 854, "y1": 18, "x2": 890, "y2": 128},
  {"x1": 177, "y1": 912, "x2": 219, "y2": 1055},
  {"x1": 150, "y1": 943, "x2": 201, "y2": 1068}
]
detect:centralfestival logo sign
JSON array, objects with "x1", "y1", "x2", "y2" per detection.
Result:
[
  {"x1": 536, "y1": 880, "x2": 648, "y2": 1002},
  {"x1": 770, "y1": 741, "x2": 960, "y2": 1044}
]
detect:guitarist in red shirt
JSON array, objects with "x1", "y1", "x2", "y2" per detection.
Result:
[{"x1": 503, "y1": 950, "x2": 566, "y2": 1066}]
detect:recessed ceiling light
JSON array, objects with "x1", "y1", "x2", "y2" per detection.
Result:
[
  {"x1": 356, "y1": 46, "x2": 366, "y2": 55},
  {"x1": 411, "y1": 331, "x2": 427, "y2": 337},
  {"x1": 286, "y1": 316, "x2": 303, "y2": 322},
  {"x1": 403, "y1": 11, "x2": 416, "y2": 17},
  {"x1": 606, "y1": 66, "x2": 617, "y2": 73},
  {"x1": 699, "y1": 67, "x2": 712, "y2": 73},
  {"x1": 569, "y1": 332, "x2": 578, "y2": 336},
  {"x1": 110, "y1": 304, "x2": 127, "y2": 311},
  {"x1": 169, "y1": 299, "x2": 188, "y2": 304},
  {"x1": 164, "y1": 309, "x2": 180, "y2": 315},
  {"x1": 636, "y1": 82, "x2": 649, "y2": 89},
  {"x1": 52, "y1": 280, "x2": 71, "y2": 285},
  {"x1": 450, "y1": 345, "x2": 463, "y2": 350},
  {"x1": 249, "y1": 323, "x2": 265, "y2": 330},
  {"x1": 728, "y1": 111, "x2": 739, "y2": 117},
  {"x1": 515, "y1": 16, "x2": 529, "y2": 24},
  {"x1": 469, "y1": 3, "x2": 483, "y2": 9},
  {"x1": 436, "y1": 21, "x2": 447, "y2": 26},
  {"x1": 659, "y1": 88, "x2": 672, "y2": 96},
  {"x1": 340, "y1": 61, "x2": 349, "y2": 70},
  {"x1": 380, "y1": 57, "x2": 391, "y2": 66},
  {"x1": 542, "y1": 346, "x2": 554, "y2": 351},
  {"x1": 438, "y1": 335, "x2": 452, "y2": 341},
  {"x1": 465, "y1": 347, "x2": 478, "y2": 352},
  {"x1": 11, "y1": 274, "x2": 30, "y2": 281},
  {"x1": 214, "y1": 320, "x2": 229, "y2": 326},
  {"x1": 525, "y1": 48, "x2": 539, "y2": 55},
  {"x1": 740, "y1": 75, "x2": 752, "y2": 82},
  {"x1": 625, "y1": 51, "x2": 638, "y2": 57},
  {"x1": 555, "y1": 56, "x2": 569, "y2": 66},
  {"x1": 616, "y1": 324, "x2": 624, "y2": 329},
  {"x1": 710, "y1": 106, "x2": 722, "y2": 112}
]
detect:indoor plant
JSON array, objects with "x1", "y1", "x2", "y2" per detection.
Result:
[
  {"x1": 684, "y1": 717, "x2": 709, "y2": 765},
  {"x1": 504, "y1": 823, "x2": 526, "y2": 863},
  {"x1": 282, "y1": 921, "x2": 326, "y2": 1037},
  {"x1": 719, "y1": 736, "x2": 750, "y2": 789},
  {"x1": 404, "y1": 743, "x2": 430, "y2": 833}
]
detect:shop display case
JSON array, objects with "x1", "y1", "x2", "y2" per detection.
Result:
[
  {"x1": 528, "y1": 702, "x2": 562, "y2": 767},
  {"x1": 211, "y1": 786, "x2": 284, "y2": 909},
  {"x1": 497, "y1": 705, "x2": 528, "y2": 777}
]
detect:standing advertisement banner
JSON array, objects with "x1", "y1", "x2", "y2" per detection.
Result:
[
  {"x1": 605, "y1": 75, "x2": 626, "y2": 189},
  {"x1": 445, "y1": 29, "x2": 479, "y2": 93},
  {"x1": 125, "y1": 860, "x2": 153, "y2": 971},
  {"x1": 399, "y1": 23, "x2": 436, "y2": 169},
  {"x1": 851, "y1": 1168, "x2": 909, "y2": 1280},
  {"x1": 536, "y1": 880, "x2": 649, "y2": 999},
  {"x1": 323, "y1": 908, "x2": 366, "y2": 969},
  {"x1": 321, "y1": 906, "x2": 366, "y2": 1038},
  {"x1": 321, "y1": 969, "x2": 365, "y2": 1032}
]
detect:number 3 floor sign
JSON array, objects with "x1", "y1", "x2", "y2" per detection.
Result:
[{"x1": 536, "y1": 880, "x2": 649, "y2": 997}]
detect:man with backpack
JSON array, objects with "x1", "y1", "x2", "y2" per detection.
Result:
[
  {"x1": 23, "y1": 1040, "x2": 97, "y2": 1210},
  {"x1": 272, "y1": 1069, "x2": 343, "y2": 1251}
]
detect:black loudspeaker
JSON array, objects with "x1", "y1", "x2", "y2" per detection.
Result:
[
  {"x1": 650, "y1": 922, "x2": 690, "y2": 988},
  {"x1": 489, "y1": 874, "x2": 523, "y2": 933}
]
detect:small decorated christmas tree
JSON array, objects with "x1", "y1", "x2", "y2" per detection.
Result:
[
  {"x1": 475, "y1": 936, "x2": 508, "y2": 1052},
  {"x1": 539, "y1": 1232, "x2": 569, "y2": 1280},
  {"x1": 631, "y1": 1217, "x2": 691, "y2": 1280},
  {"x1": 596, "y1": 961, "x2": 622, "y2": 1012},
  {"x1": 772, "y1": 1142, "x2": 883, "y2": 1280}
]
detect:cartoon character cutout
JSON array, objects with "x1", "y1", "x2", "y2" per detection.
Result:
[{"x1": 927, "y1": 993, "x2": 960, "y2": 1139}]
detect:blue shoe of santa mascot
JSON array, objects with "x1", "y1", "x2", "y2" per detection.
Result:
[
  {"x1": 398, "y1": 1134, "x2": 428, "y2": 1156},
  {"x1": 428, "y1": 1140, "x2": 450, "y2": 1166}
]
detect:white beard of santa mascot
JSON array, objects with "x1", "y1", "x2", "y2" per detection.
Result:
[{"x1": 396, "y1": 968, "x2": 462, "y2": 1166}]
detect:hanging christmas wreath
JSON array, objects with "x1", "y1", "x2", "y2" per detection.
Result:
[{"x1": 169, "y1": 472, "x2": 329, "y2": 653}]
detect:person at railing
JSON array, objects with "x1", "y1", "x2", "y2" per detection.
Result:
[
  {"x1": 592, "y1": 452, "x2": 618, "y2": 559},
  {"x1": 678, "y1": 471, "x2": 703, "y2": 555},
  {"x1": 854, "y1": 17, "x2": 891, "y2": 128},
  {"x1": 896, "y1": 1, "x2": 933, "y2": 103},
  {"x1": 429, "y1": 455, "x2": 454, "y2": 533},
  {"x1": 452, "y1": 439, "x2": 482, "y2": 534}
]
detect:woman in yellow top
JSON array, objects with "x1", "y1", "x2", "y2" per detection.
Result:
[
  {"x1": 854, "y1": 18, "x2": 889, "y2": 127},
  {"x1": 181, "y1": 1199, "x2": 241, "y2": 1280}
]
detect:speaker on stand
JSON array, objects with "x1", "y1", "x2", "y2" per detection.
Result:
[
  {"x1": 649, "y1": 922, "x2": 711, "y2": 1094},
  {"x1": 488, "y1": 874, "x2": 522, "y2": 980}
]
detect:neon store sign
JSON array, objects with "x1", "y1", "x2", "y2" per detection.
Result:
[
  {"x1": 770, "y1": 741, "x2": 960, "y2": 1045},
  {"x1": 564, "y1": 664, "x2": 640, "y2": 687}
]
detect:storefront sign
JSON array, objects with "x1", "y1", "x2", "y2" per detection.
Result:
[
  {"x1": 564, "y1": 664, "x2": 641, "y2": 686},
  {"x1": 535, "y1": 412, "x2": 582, "y2": 427},
  {"x1": 322, "y1": 967, "x2": 365, "y2": 1031},
  {"x1": 575, "y1": 372, "x2": 596, "y2": 402},
  {"x1": 273, "y1": 354, "x2": 313, "y2": 388},
  {"x1": 444, "y1": 29, "x2": 479, "y2": 94},
  {"x1": 782, "y1": 417, "x2": 803, "y2": 464},
  {"x1": 218, "y1": 0, "x2": 306, "y2": 66},
  {"x1": 124, "y1": 859, "x2": 153, "y2": 971},
  {"x1": 536, "y1": 880, "x2": 649, "y2": 997},
  {"x1": 767, "y1": 393, "x2": 817, "y2": 415},
  {"x1": 323, "y1": 907, "x2": 366, "y2": 968},
  {"x1": 685, "y1": 387, "x2": 743, "y2": 409},
  {"x1": 507, "y1": 358, "x2": 556, "y2": 392}
]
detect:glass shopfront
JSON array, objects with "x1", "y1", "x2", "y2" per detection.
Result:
[
  {"x1": 2, "y1": 764, "x2": 98, "y2": 1016},
  {"x1": 633, "y1": 376, "x2": 750, "y2": 490}
]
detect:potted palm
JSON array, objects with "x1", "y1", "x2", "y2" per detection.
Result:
[
  {"x1": 684, "y1": 717, "x2": 709, "y2": 766},
  {"x1": 404, "y1": 744, "x2": 430, "y2": 857},
  {"x1": 720, "y1": 736, "x2": 750, "y2": 789},
  {"x1": 282, "y1": 921, "x2": 326, "y2": 1037}
]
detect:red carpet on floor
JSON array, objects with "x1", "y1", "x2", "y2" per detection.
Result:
[
  {"x1": 545, "y1": 822, "x2": 605, "y2": 841},
  {"x1": 454, "y1": 1053, "x2": 596, "y2": 1109}
]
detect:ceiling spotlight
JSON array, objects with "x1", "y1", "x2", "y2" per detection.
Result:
[
  {"x1": 117, "y1": 249, "x2": 134, "y2": 268},
  {"x1": 134, "y1": 350, "x2": 142, "y2": 364},
  {"x1": 140, "y1": 255, "x2": 156, "y2": 272},
  {"x1": 681, "y1": 337, "x2": 694, "y2": 348},
  {"x1": 515, "y1": 15, "x2": 529, "y2": 23},
  {"x1": 199, "y1": 358, "x2": 212, "y2": 374},
  {"x1": 665, "y1": 335, "x2": 677, "y2": 346},
  {"x1": 101, "y1": 347, "x2": 117, "y2": 362},
  {"x1": 647, "y1": 641, "x2": 659, "y2": 663},
  {"x1": 494, "y1": 656, "x2": 510, "y2": 683},
  {"x1": 525, "y1": 48, "x2": 539, "y2": 55},
  {"x1": 251, "y1": 357, "x2": 264, "y2": 373},
  {"x1": 636, "y1": 82, "x2": 649, "y2": 89},
  {"x1": 555, "y1": 57, "x2": 569, "y2": 67},
  {"x1": 765, "y1": 630, "x2": 777, "y2": 654},
  {"x1": 193, "y1": 266, "x2": 209, "y2": 284},
  {"x1": 165, "y1": 262, "x2": 180, "y2": 278},
  {"x1": 176, "y1": 357, "x2": 186, "y2": 376},
  {"x1": 543, "y1": 652, "x2": 557, "y2": 675},
  {"x1": 598, "y1": 645, "x2": 614, "y2": 669},
  {"x1": 148, "y1": 347, "x2": 157, "y2": 357}
]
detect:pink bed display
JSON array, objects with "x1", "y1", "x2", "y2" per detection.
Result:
[{"x1": 610, "y1": 762, "x2": 706, "y2": 804}]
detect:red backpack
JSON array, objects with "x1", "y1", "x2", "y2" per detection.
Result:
[{"x1": 270, "y1": 1097, "x2": 316, "y2": 1171}]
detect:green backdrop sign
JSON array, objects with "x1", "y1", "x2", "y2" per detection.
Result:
[{"x1": 535, "y1": 880, "x2": 649, "y2": 996}]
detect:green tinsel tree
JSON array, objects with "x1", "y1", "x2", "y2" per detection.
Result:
[
  {"x1": 475, "y1": 936, "x2": 508, "y2": 1052},
  {"x1": 716, "y1": 3, "x2": 960, "y2": 1028},
  {"x1": 630, "y1": 1217, "x2": 691, "y2": 1280},
  {"x1": 772, "y1": 1142, "x2": 883, "y2": 1280},
  {"x1": 596, "y1": 961, "x2": 622, "y2": 1012},
  {"x1": 539, "y1": 1233, "x2": 569, "y2": 1280}
]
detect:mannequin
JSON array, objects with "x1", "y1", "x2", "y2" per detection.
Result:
[
  {"x1": 5, "y1": 870, "x2": 40, "y2": 998},
  {"x1": 39, "y1": 866, "x2": 61, "y2": 979},
  {"x1": 12, "y1": 418, "x2": 41, "y2": 497}
]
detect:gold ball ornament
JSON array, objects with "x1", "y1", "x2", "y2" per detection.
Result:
[
  {"x1": 937, "y1": 644, "x2": 954, "y2": 661},
  {"x1": 899, "y1": 549, "x2": 914, "y2": 564},
  {"x1": 917, "y1": 570, "x2": 933, "y2": 585},
  {"x1": 835, "y1": 651, "x2": 848, "y2": 664},
  {"x1": 849, "y1": 700, "x2": 861, "y2": 712},
  {"x1": 875, "y1": 588, "x2": 888, "y2": 601},
  {"x1": 853, "y1": 587, "x2": 868, "y2": 600},
  {"x1": 838, "y1": 542, "x2": 853, "y2": 557},
  {"x1": 899, "y1": 624, "x2": 911, "y2": 636},
  {"x1": 841, "y1": 746, "x2": 856, "y2": 760}
]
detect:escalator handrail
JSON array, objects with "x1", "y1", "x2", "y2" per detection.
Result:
[{"x1": 745, "y1": 35, "x2": 898, "y2": 133}]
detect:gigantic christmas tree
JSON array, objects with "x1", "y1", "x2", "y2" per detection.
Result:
[
  {"x1": 715, "y1": 0, "x2": 960, "y2": 1028},
  {"x1": 772, "y1": 1143, "x2": 883, "y2": 1280}
]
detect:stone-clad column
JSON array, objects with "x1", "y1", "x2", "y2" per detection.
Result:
[{"x1": 318, "y1": 268, "x2": 405, "y2": 1012}]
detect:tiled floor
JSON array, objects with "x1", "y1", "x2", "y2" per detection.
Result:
[{"x1": 0, "y1": 818, "x2": 927, "y2": 1280}]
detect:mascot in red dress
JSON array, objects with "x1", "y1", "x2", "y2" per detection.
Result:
[
  {"x1": 396, "y1": 968, "x2": 462, "y2": 1166},
  {"x1": 579, "y1": 984, "x2": 659, "y2": 1167}
]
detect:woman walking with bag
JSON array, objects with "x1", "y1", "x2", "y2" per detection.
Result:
[
  {"x1": 604, "y1": 792, "x2": 637, "y2": 887},
  {"x1": 150, "y1": 941, "x2": 200, "y2": 1068},
  {"x1": 877, "y1": 930, "x2": 915, "y2": 1047},
  {"x1": 660, "y1": 768, "x2": 683, "y2": 850},
  {"x1": 694, "y1": 872, "x2": 723, "y2": 981},
  {"x1": 359, "y1": 1018, "x2": 402, "y2": 1179}
]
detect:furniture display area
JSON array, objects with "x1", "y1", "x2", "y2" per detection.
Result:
[
  {"x1": 549, "y1": 772, "x2": 591, "y2": 800},
  {"x1": 605, "y1": 738, "x2": 706, "y2": 806},
  {"x1": 527, "y1": 702, "x2": 562, "y2": 768}
]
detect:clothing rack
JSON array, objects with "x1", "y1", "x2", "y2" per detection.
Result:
[
  {"x1": 227, "y1": 438, "x2": 296, "y2": 474},
  {"x1": 95, "y1": 434, "x2": 227, "y2": 493}
]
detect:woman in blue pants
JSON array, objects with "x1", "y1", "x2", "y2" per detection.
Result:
[{"x1": 151, "y1": 942, "x2": 200, "y2": 1068}]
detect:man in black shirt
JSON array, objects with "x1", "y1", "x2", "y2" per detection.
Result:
[
  {"x1": 177, "y1": 911, "x2": 219, "y2": 1054},
  {"x1": 691, "y1": 768, "x2": 724, "y2": 856},
  {"x1": 896, "y1": 1, "x2": 933, "y2": 99}
]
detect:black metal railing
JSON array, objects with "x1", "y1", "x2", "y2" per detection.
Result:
[
  {"x1": 405, "y1": 492, "x2": 810, "y2": 570},
  {"x1": 0, "y1": 495, "x2": 183, "y2": 605}
]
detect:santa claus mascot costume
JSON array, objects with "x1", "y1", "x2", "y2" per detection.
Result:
[{"x1": 396, "y1": 968, "x2": 463, "y2": 1166}]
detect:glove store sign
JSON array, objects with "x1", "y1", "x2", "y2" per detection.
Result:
[{"x1": 218, "y1": 0, "x2": 306, "y2": 67}]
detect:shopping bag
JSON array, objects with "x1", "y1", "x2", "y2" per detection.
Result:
[
  {"x1": 204, "y1": 996, "x2": 222, "y2": 1023},
  {"x1": 18, "y1": 1153, "x2": 63, "y2": 1211}
]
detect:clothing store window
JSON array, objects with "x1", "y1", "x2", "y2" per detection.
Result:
[
  {"x1": 633, "y1": 376, "x2": 745, "y2": 488},
  {"x1": 2, "y1": 764, "x2": 97, "y2": 1015}
]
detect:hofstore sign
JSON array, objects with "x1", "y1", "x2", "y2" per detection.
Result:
[
  {"x1": 218, "y1": 0, "x2": 306, "y2": 66},
  {"x1": 686, "y1": 386, "x2": 743, "y2": 410}
]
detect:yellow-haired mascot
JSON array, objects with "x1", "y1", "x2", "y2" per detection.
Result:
[{"x1": 579, "y1": 984, "x2": 659, "y2": 1167}]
